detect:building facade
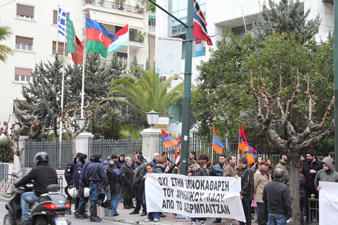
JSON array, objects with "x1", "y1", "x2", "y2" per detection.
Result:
[{"x1": 0, "y1": 0, "x2": 155, "y2": 126}]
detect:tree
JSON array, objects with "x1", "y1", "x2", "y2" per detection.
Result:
[
  {"x1": 193, "y1": 32, "x2": 334, "y2": 224},
  {"x1": 101, "y1": 67, "x2": 184, "y2": 123},
  {"x1": 0, "y1": 116, "x2": 39, "y2": 168},
  {"x1": 253, "y1": 0, "x2": 320, "y2": 43},
  {"x1": 17, "y1": 56, "x2": 63, "y2": 139},
  {"x1": 0, "y1": 25, "x2": 13, "y2": 62}
]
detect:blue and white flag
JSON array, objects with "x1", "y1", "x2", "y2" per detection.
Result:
[{"x1": 58, "y1": 7, "x2": 66, "y2": 36}]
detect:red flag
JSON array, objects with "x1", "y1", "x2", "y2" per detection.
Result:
[
  {"x1": 71, "y1": 35, "x2": 83, "y2": 64},
  {"x1": 193, "y1": 0, "x2": 213, "y2": 46}
]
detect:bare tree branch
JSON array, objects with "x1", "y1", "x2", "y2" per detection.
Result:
[
  {"x1": 250, "y1": 70, "x2": 265, "y2": 123},
  {"x1": 297, "y1": 124, "x2": 334, "y2": 151},
  {"x1": 284, "y1": 67, "x2": 300, "y2": 122}
]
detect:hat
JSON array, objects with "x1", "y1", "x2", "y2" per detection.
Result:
[{"x1": 261, "y1": 160, "x2": 269, "y2": 166}]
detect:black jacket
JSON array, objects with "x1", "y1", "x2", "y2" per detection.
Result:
[
  {"x1": 15, "y1": 162, "x2": 58, "y2": 197},
  {"x1": 302, "y1": 159, "x2": 322, "y2": 192},
  {"x1": 240, "y1": 166, "x2": 254, "y2": 200},
  {"x1": 120, "y1": 163, "x2": 134, "y2": 199},
  {"x1": 191, "y1": 167, "x2": 207, "y2": 176},
  {"x1": 106, "y1": 165, "x2": 121, "y2": 195},
  {"x1": 134, "y1": 162, "x2": 147, "y2": 188},
  {"x1": 263, "y1": 178, "x2": 292, "y2": 219},
  {"x1": 154, "y1": 164, "x2": 166, "y2": 173}
]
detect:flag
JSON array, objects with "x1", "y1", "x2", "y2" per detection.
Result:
[
  {"x1": 58, "y1": 7, "x2": 66, "y2": 36},
  {"x1": 193, "y1": 0, "x2": 212, "y2": 46},
  {"x1": 195, "y1": 40, "x2": 202, "y2": 57},
  {"x1": 238, "y1": 125, "x2": 258, "y2": 164},
  {"x1": 86, "y1": 17, "x2": 117, "y2": 58},
  {"x1": 108, "y1": 24, "x2": 129, "y2": 53},
  {"x1": 176, "y1": 136, "x2": 182, "y2": 153},
  {"x1": 66, "y1": 16, "x2": 76, "y2": 54},
  {"x1": 71, "y1": 36, "x2": 84, "y2": 64},
  {"x1": 161, "y1": 129, "x2": 178, "y2": 149},
  {"x1": 212, "y1": 126, "x2": 224, "y2": 154}
]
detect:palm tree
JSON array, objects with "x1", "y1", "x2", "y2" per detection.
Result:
[
  {"x1": 0, "y1": 26, "x2": 13, "y2": 62},
  {"x1": 101, "y1": 67, "x2": 183, "y2": 119}
]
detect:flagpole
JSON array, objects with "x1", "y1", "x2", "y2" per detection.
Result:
[
  {"x1": 240, "y1": 0, "x2": 247, "y2": 32},
  {"x1": 127, "y1": 23, "x2": 130, "y2": 70},
  {"x1": 81, "y1": 19, "x2": 87, "y2": 119},
  {"x1": 56, "y1": 5, "x2": 60, "y2": 55}
]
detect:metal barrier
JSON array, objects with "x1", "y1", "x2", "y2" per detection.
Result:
[
  {"x1": 308, "y1": 198, "x2": 319, "y2": 225},
  {"x1": 0, "y1": 174, "x2": 14, "y2": 193}
]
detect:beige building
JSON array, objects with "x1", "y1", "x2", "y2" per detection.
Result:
[{"x1": 0, "y1": 0, "x2": 156, "y2": 126}]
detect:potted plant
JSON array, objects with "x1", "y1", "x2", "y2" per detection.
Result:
[
  {"x1": 137, "y1": 31, "x2": 146, "y2": 43},
  {"x1": 117, "y1": 0, "x2": 126, "y2": 10},
  {"x1": 86, "y1": 0, "x2": 93, "y2": 4}
]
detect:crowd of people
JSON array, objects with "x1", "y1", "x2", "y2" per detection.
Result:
[{"x1": 63, "y1": 149, "x2": 338, "y2": 225}]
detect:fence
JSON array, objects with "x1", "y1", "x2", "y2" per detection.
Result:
[{"x1": 25, "y1": 140, "x2": 73, "y2": 169}]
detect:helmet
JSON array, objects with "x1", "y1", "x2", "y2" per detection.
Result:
[
  {"x1": 35, "y1": 152, "x2": 49, "y2": 165},
  {"x1": 98, "y1": 192, "x2": 107, "y2": 203},
  {"x1": 83, "y1": 187, "x2": 90, "y2": 198},
  {"x1": 68, "y1": 187, "x2": 78, "y2": 199}
]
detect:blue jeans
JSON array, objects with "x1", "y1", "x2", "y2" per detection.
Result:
[
  {"x1": 111, "y1": 194, "x2": 120, "y2": 214},
  {"x1": 21, "y1": 192, "x2": 39, "y2": 221},
  {"x1": 268, "y1": 214, "x2": 287, "y2": 225},
  {"x1": 89, "y1": 184, "x2": 100, "y2": 215},
  {"x1": 147, "y1": 212, "x2": 160, "y2": 220}
]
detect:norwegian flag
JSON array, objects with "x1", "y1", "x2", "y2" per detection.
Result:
[{"x1": 193, "y1": 0, "x2": 213, "y2": 46}]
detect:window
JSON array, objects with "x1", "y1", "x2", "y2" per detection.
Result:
[
  {"x1": 117, "y1": 52, "x2": 127, "y2": 65},
  {"x1": 17, "y1": 4, "x2": 34, "y2": 20},
  {"x1": 52, "y1": 41, "x2": 68, "y2": 56},
  {"x1": 16, "y1": 36, "x2": 33, "y2": 51},
  {"x1": 53, "y1": 10, "x2": 70, "y2": 24},
  {"x1": 149, "y1": 19, "x2": 156, "y2": 31},
  {"x1": 14, "y1": 68, "x2": 32, "y2": 83},
  {"x1": 231, "y1": 24, "x2": 253, "y2": 38}
]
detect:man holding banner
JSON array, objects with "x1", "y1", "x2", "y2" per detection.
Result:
[{"x1": 239, "y1": 158, "x2": 254, "y2": 225}]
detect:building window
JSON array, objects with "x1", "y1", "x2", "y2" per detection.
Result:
[
  {"x1": 117, "y1": 52, "x2": 127, "y2": 65},
  {"x1": 53, "y1": 10, "x2": 70, "y2": 24},
  {"x1": 14, "y1": 68, "x2": 32, "y2": 83},
  {"x1": 16, "y1": 36, "x2": 33, "y2": 51},
  {"x1": 231, "y1": 24, "x2": 253, "y2": 38},
  {"x1": 149, "y1": 19, "x2": 156, "y2": 31},
  {"x1": 52, "y1": 41, "x2": 68, "y2": 55},
  {"x1": 17, "y1": 4, "x2": 34, "y2": 20}
]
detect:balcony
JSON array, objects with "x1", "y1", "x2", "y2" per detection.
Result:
[{"x1": 84, "y1": 0, "x2": 145, "y2": 14}]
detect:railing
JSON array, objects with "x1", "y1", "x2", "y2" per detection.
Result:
[
  {"x1": 308, "y1": 198, "x2": 319, "y2": 225},
  {"x1": 86, "y1": 0, "x2": 145, "y2": 14},
  {"x1": 0, "y1": 174, "x2": 14, "y2": 193}
]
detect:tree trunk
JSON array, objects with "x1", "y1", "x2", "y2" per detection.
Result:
[
  {"x1": 289, "y1": 159, "x2": 301, "y2": 224},
  {"x1": 19, "y1": 152, "x2": 25, "y2": 169},
  {"x1": 71, "y1": 137, "x2": 76, "y2": 158}
]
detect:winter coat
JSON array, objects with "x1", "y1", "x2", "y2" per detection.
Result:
[
  {"x1": 319, "y1": 157, "x2": 338, "y2": 183},
  {"x1": 154, "y1": 164, "x2": 166, "y2": 174},
  {"x1": 134, "y1": 162, "x2": 147, "y2": 188},
  {"x1": 263, "y1": 178, "x2": 292, "y2": 220},
  {"x1": 223, "y1": 163, "x2": 237, "y2": 177},
  {"x1": 106, "y1": 165, "x2": 121, "y2": 196},
  {"x1": 240, "y1": 166, "x2": 254, "y2": 200},
  {"x1": 275, "y1": 161, "x2": 289, "y2": 177},
  {"x1": 213, "y1": 163, "x2": 225, "y2": 176},
  {"x1": 299, "y1": 173, "x2": 306, "y2": 202},
  {"x1": 191, "y1": 167, "x2": 207, "y2": 176},
  {"x1": 302, "y1": 159, "x2": 322, "y2": 192},
  {"x1": 254, "y1": 170, "x2": 271, "y2": 203},
  {"x1": 120, "y1": 163, "x2": 134, "y2": 199},
  {"x1": 85, "y1": 162, "x2": 108, "y2": 186}
]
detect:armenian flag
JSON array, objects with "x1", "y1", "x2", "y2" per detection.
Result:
[
  {"x1": 238, "y1": 125, "x2": 258, "y2": 164},
  {"x1": 176, "y1": 136, "x2": 182, "y2": 153},
  {"x1": 212, "y1": 126, "x2": 224, "y2": 154},
  {"x1": 161, "y1": 130, "x2": 178, "y2": 149}
]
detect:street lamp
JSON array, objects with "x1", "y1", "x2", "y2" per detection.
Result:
[
  {"x1": 146, "y1": 109, "x2": 159, "y2": 128},
  {"x1": 78, "y1": 118, "x2": 85, "y2": 130}
]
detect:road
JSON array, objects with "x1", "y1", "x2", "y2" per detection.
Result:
[{"x1": 0, "y1": 201, "x2": 126, "y2": 225}]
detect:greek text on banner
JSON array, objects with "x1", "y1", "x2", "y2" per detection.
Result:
[{"x1": 145, "y1": 173, "x2": 246, "y2": 222}]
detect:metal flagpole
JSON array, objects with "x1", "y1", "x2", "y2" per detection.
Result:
[
  {"x1": 127, "y1": 23, "x2": 130, "y2": 70},
  {"x1": 240, "y1": 0, "x2": 247, "y2": 32},
  {"x1": 81, "y1": 19, "x2": 87, "y2": 119},
  {"x1": 334, "y1": 0, "x2": 338, "y2": 172}
]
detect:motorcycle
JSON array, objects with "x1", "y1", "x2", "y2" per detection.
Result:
[{"x1": 4, "y1": 175, "x2": 71, "y2": 225}]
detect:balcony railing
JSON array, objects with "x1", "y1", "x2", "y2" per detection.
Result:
[{"x1": 85, "y1": 0, "x2": 145, "y2": 14}]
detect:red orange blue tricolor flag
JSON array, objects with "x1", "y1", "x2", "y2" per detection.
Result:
[
  {"x1": 161, "y1": 130, "x2": 178, "y2": 149},
  {"x1": 212, "y1": 126, "x2": 224, "y2": 154},
  {"x1": 238, "y1": 125, "x2": 258, "y2": 164}
]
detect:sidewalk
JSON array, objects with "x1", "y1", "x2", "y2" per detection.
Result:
[{"x1": 97, "y1": 203, "x2": 258, "y2": 225}]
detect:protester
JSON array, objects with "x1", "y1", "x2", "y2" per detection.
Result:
[
  {"x1": 144, "y1": 163, "x2": 160, "y2": 222},
  {"x1": 120, "y1": 157, "x2": 134, "y2": 209},
  {"x1": 266, "y1": 158, "x2": 275, "y2": 179},
  {"x1": 197, "y1": 154, "x2": 210, "y2": 175},
  {"x1": 154, "y1": 156, "x2": 167, "y2": 173},
  {"x1": 275, "y1": 153, "x2": 289, "y2": 179},
  {"x1": 302, "y1": 149, "x2": 322, "y2": 223},
  {"x1": 317, "y1": 157, "x2": 338, "y2": 190},
  {"x1": 252, "y1": 156, "x2": 263, "y2": 173},
  {"x1": 254, "y1": 160, "x2": 271, "y2": 225},
  {"x1": 189, "y1": 151, "x2": 197, "y2": 160},
  {"x1": 131, "y1": 153, "x2": 138, "y2": 172},
  {"x1": 188, "y1": 160, "x2": 206, "y2": 225},
  {"x1": 239, "y1": 157, "x2": 254, "y2": 225},
  {"x1": 116, "y1": 154, "x2": 125, "y2": 169},
  {"x1": 130, "y1": 155, "x2": 147, "y2": 216},
  {"x1": 150, "y1": 152, "x2": 160, "y2": 166},
  {"x1": 263, "y1": 168, "x2": 292, "y2": 225},
  {"x1": 212, "y1": 154, "x2": 227, "y2": 224},
  {"x1": 329, "y1": 152, "x2": 335, "y2": 165},
  {"x1": 105, "y1": 155, "x2": 121, "y2": 216},
  {"x1": 299, "y1": 169, "x2": 306, "y2": 225}
]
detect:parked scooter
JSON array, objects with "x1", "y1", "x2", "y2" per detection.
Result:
[{"x1": 4, "y1": 182, "x2": 71, "y2": 225}]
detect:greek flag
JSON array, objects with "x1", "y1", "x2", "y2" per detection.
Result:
[{"x1": 58, "y1": 7, "x2": 66, "y2": 36}]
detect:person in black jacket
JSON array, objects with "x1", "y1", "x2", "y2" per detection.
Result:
[
  {"x1": 73, "y1": 154, "x2": 87, "y2": 211},
  {"x1": 85, "y1": 153, "x2": 109, "y2": 222},
  {"x1": 239, "y1": 157, "x2": 254, "y2": 225},
  {"x1": 120, "y1": 157, "x2": 135, "y2": 209},
  {"x1": 263, "y1": 168, "x2": 292, "y2": 225},
  {"x1": 106, "y1": 155, "x2": 121, "y2": 216},
  {"x1": 130, "y1": 155, "x2": 147, "y2": 216},
  {"x1": 302, "y1": 149, "x2": 322, "y2": 223},
  {"x1": 14, "y1": 152, "x2": 58, "y2": 224}
]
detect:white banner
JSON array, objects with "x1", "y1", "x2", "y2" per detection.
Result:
[
  {"x1": 319, "y1": 181, "x2": 338, "y2": 225},
  {"x1": 155, "y1": 37, "x2": 182, "y2": 75},
  {"x1": 145, "y1": 173, "x2": 246, "y2": 222}
]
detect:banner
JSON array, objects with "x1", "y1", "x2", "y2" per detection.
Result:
[
  {"x1": 155, "y1": 37, "x2": 182, "y2": 75},
  {"x1": 319, "y1": 181, "x2": 338, "y2": 225},
  {"x1": 145, "y1": 173, "x2": 246, "y2": 222}
]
